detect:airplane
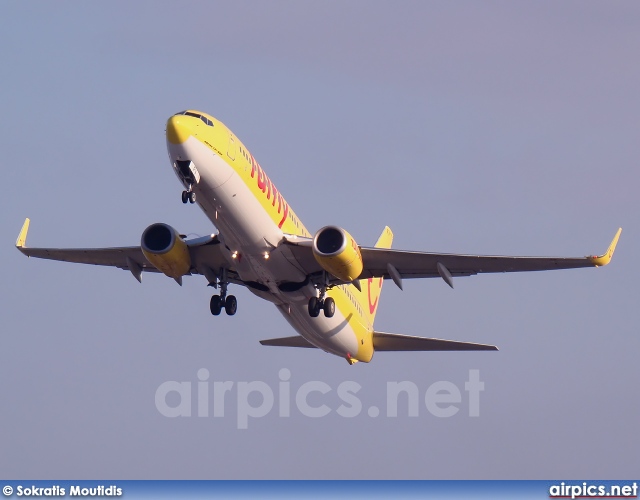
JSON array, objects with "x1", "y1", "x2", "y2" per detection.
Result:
[{"x1": 15, "y1": 110, "x2": 622, "y2": 364}]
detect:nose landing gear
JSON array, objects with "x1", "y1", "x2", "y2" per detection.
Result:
[{"x1": 175, "y1": 160, "x2": 199, "y2": 204}]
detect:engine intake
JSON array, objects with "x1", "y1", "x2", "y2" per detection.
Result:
[
  {"x1": 141, "y1": 223, "x2": 191, "y2": 279},
  {"x1": 312, "y1": 226, "x2": 363, "y2": 282}
]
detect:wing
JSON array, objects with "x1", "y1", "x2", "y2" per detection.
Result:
[
  {"x1": 373, "y1": 332, "x2": 497, "y2": 351},
  {"x1": 15, "y1": 218, "x2": 233, "y2": 283},
  {"x1": 283, "y1": 228, "x2": 621, "y2": 287}
]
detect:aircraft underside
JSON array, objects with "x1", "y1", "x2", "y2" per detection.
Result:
[{"x1": 167, "y1": 135, "x2": 356, "y2": 358}]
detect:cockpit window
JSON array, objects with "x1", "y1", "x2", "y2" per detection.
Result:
[{"x1": 176, "y1": 110, "x2": 213, "y2": 127}]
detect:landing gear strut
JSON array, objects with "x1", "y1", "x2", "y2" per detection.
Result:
[{"x1": 209, "y1": 269, "x2": 237, "y2": 316}]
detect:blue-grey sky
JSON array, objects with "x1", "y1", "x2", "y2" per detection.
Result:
[{"x1": 1, "y1": 1, "x2": 638, "y2": 479}]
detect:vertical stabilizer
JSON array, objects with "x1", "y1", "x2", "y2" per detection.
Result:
[{"x1": 358, "y1": 226, "x2": 393, "y2": 326}]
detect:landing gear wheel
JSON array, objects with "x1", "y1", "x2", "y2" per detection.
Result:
[
  {"x1": 323, "y1": 297, "x2": 335, "y2": 318},
  {"x1": 181, "y1": 191, "x2": 188, "y2": 204},
  {"x1": 189, "y1": 191, "x2": 196, "y2": 204},
  {"x1": 225, "y1": 295, "x2": 237, "y2": 316},
  {"x1": 308, "y1": 297, "x2": 321, "y2": 318},
  {"x1": 210, "y1": 295, "x2": 223, "y2": 316}
]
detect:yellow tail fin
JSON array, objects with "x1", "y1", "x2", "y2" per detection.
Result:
[{"x1": 358, "y1": 226, "x2": 393, "y2": 326}]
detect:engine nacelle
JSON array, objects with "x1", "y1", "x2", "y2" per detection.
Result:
[
  {"x1": 141, "y1": 223, "x2": 191, "y2": 279},
  {"x1": 312, "y1": 226, "x2": 363, "y2": 282}
]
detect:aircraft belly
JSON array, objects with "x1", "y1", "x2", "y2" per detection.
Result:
[
  {"x1": 168, "y1": 136, "x2": 307, "y2": 285},
  {"x1": 167, "y1": 127, "x2": 357, "y2": 356}
]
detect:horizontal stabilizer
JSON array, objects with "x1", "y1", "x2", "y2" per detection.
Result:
[
  {"x1": 373, "y1": 331, "x2": 498, "y2": 351},
  {"x1": 260, "y1": 335, "x2": 317, "y2": 348}
]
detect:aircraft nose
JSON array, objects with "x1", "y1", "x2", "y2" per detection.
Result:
[{"x1": 166, "y1": 115, "x2": 191, "y2": 144}]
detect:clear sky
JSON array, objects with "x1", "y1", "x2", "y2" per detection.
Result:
[{"x1": 1, "y1": 1, "x2": 638, "y2": 479}]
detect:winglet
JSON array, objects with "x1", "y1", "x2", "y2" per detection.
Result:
[
  {"x1": 16, "y1": 218, "x2": 30, "y2": 249},
  {"x1": 590, "y1": 227, "x2": 622, "y2": 267}
]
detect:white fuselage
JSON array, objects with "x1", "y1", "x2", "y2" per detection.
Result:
[{"x1": 167, "y1": 136, "x2": 360, "y2": 359}]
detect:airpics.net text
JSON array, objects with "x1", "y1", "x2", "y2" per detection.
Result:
[{"x1": 155, "y1": 369, "x2": 485, "y2": 429}]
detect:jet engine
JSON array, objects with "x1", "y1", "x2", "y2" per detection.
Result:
[
  {"x1": 312, "y1": 226, "x2": 363, "y2": 282},
  {"x1": 141, "y1": 223, "x2": 191, "y2": 279}
]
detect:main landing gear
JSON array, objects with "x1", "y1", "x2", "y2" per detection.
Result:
[
  {"x1": 181, "y1": 185, "x2": 196, "y2": 204},
  {"x1": 210, "y1": 294, "x2": 237, "y2": 316},
  {"x1": 308, "y1": 272, "x2": 335, "y2": 318},
  {"x1": 209, "y1": 273, "x2": 237, "y2": 316},
  {"x1": 308, "y1": 295, "x2": 335, "y2": 318}
]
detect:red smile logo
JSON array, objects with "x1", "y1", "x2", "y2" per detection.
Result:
[{"x1": 367, "y1": 277, "x2": 383, "y2": 314}]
